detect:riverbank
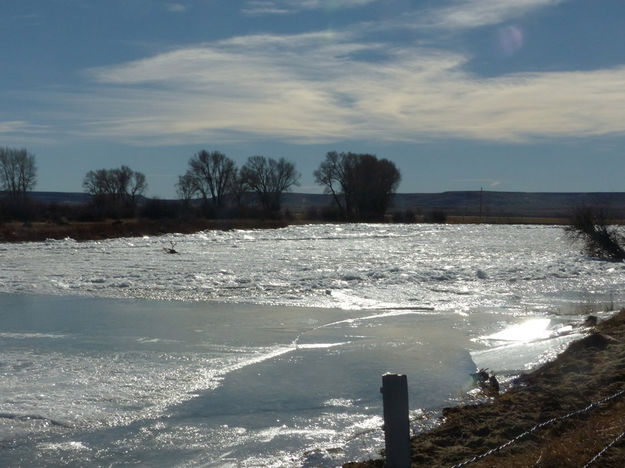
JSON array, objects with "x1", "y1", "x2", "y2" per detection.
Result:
[
  {"x1": 0, "y1": 216, "x2": 576, "y2": 243},
  {"x1": 0, "y1": 218, "x2": 290, "y2": 242},
  {"x1": 346, "y1": 309, "x2": 625, "y2": 467}
]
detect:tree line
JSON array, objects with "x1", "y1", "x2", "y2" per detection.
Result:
[
  {"x1": 174, "y1": 150, "x2": 400, "y2": 220},
  {"x1": 0, "y1": 146, "x2": 402, "y2": 223},
  {"x1": 82, "y1": 166, "x2": 147, "y2": 218},
  {"x1": 176, "y1": 151, "x2": 301, "y2": 215}
]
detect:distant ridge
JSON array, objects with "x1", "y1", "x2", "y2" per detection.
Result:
[
  {"x1": 282, "y1": 191, "x2": 625, "y2": 218},
  {"x1": 27, "y1": 191, "x2": 625, "y2": 219},
  {"x1": 28, "y1": 191, "x2": 91, "y2": 205},
  {"x1": 389, "y1": 191, "x2": 625, "y2": 218}
]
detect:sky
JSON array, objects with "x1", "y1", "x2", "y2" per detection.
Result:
[{"x1": 2, "y1": 0, "x2": 625, "y2": 198}]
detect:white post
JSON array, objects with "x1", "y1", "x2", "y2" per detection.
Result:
[{"x1": 380, "y1": 373, "x2": 411, "y2": 468}]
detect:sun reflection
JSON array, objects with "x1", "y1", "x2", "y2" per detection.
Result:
[{"x1": 487, "y1": 318, "x2": 551, "y2": 342}]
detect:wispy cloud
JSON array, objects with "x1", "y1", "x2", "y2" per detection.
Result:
[
  {"x1": 0, "y1": 120, "x2": 53, "y2": 146},
  {"x1": 416, "y1": 0, "x2": 566, "y2": 30},
  {"x1": 242, "y1": 0, "x2": 377, "y2": 16},
  {"x1": 241, "y1": 0, "x2": 569, "y2": 30},
  {"x1": 165, "y1": 2, "x2": 188, "y2": 13},
  {"x1": 18, "y1": 25, "x2": 617, "y2": 147},
  {"x1": 0, "y1": 120, "x2": 47, "y2": 135}
]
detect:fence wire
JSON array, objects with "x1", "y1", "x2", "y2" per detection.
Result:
[
  {"x1": 450, "y1": 387, "x2": 625, "y2": 468},
  {"x1": 583, "y1": 429, "x2": 625, "y2": 467}
]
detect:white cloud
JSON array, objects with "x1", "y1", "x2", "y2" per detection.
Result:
[
  {"x1": 241, "y1": 1, "x2": 289, "y2": 15},
  {"x1": 242, "y1": 0, "x2": 569, "y2": 29},
  {"x1": 242, "y1": 0, "x2": 377, "y2": 16},
  {"x1": 0, "y1": 120, "x2": 46, "y2": 135},
  {"x1": 60, "y1": 31, "x2": 625, "y2": 145},
  {"x1": 0, "y1": 121, "x2": 27, "y2": 133},
  {"x1": 401, "y1": 0, "x2": 567, "y2": 31},
  {"x1": 0, "y1": 120, "x2": 53, "y2": 146}
]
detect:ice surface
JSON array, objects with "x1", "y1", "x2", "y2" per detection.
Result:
[
  {"x1": 1, "y1": 224, "x2": 624, "y2": 314},
  {"x1": 1, "y1": 224, "x2": 624, "y2": 467},
  {"x1": 1, "y1": 294, "x2": 479, "y2": 467}
]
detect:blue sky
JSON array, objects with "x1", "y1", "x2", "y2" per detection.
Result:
[{"x1": 2, "y1": 0, "x2": 625, "y2": 197}]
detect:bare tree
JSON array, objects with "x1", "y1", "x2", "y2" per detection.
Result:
[
  {"x1": 0, "y1": 147, "x2": 37, "y2": 201},
  {"x1": 239, "y1": 155, "x2": 300, "y2": 212},
  {"x1": 82, "y1": 165, "x2": 147, "y2": 212},
  {"x1": 184, "y1": 150, "x2": 237, "y2": 209},
  {"x1": 566, "y1": 206, "x2": 625, "y2": 261},
  {"x1": 227, "y1": 171, "x2": 247, "y2": 209},
  {"x1": 110, "y1": 165, "x2": 147, "y2": 205},
  {"x1": 176, "y1": 173, "x2": 196, "y2": 206},
  {"x1": 82, "y1": 169, "x2": 112, "y2": 199},
  {"x1": 124, "y1": 167, "x2": 147, "y2": 206},
  {"x1": 313, "y1": 151, "x2": 349, "y2": 217},
  {"x1": 314, "y1": 151, "x2": 401, "y2": 220}
]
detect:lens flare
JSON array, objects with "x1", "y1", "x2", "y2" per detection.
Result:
[{"x1": 497, "y1": 25, "x2": 524, "y2": 56}]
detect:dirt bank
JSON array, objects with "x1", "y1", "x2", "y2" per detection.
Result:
[{"x1": 346, "y1": 310, "x2": 625, "y2": 467}]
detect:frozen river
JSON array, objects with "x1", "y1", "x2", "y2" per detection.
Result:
[
  {"x1": 1, "y1": 224, "x2": 624, "y2": 466},
  {"x1": 2, "y1": 223, "x2": 623, "y2": 313}
]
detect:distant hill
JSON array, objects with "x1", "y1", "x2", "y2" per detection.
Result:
[
  {"x1": 282, "y1": 191, "x2": 625, "y2": 219},
  {"x1": 29, "y1": 191, "x2": 91, "y2": 205},
  {"x1": 389, "y1": 191, "x2": 625, "y2": 219},
  {"x1": 27, "y1": 191, "x2": 625, "y2": 219}
]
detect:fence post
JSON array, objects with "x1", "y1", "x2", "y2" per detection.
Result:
[{"x1": 380, "y1": 373, "x2": 411, "y2": 468}]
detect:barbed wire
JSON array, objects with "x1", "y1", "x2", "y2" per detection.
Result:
[
  {"x1": 583, "y1": 429, "x2": 625, "y2": 467},
  {"x1": 450, "y1": 387, "x2": 625, "y2": 468}
]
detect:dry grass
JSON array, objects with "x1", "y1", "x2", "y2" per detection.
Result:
[{"x1": 474, "y1": 399, "x2": 625, "y2": 467}]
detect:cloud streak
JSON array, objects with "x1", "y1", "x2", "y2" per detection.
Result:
[
  {"x1": 242, "y1": 0, "x2": 570, "y2": 29},
  {"x1": 0, "y1": 120, "x2": 47, "y2": 135},
  {"x1": 242, "y1": 0, "x2": 378, "y2": 16},
  {"x1": 416, "y1": 0, "x2": 566, "y2": 30}
]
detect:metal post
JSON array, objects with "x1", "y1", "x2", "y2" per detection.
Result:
[{"x1": 380, "y1": 373, "x2": 411, "y2": 468}]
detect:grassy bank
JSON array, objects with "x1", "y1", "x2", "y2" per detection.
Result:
[{"x1": 346, "y1": 310, "x2": 625, "y2": 467}]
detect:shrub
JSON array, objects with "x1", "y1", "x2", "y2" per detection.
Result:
[
  {"x1": 140, "y1": 198, "x2": 179, "y2": 219},
  {"x1": 566, "y1": 206, "x2": 625, "y2": 261},
  {"x1": 424, "y1": 210, "x2": 447, "y2": 223},
  {"x1": 393, "y1": 210, "x2": 416, "y2": 223}
]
